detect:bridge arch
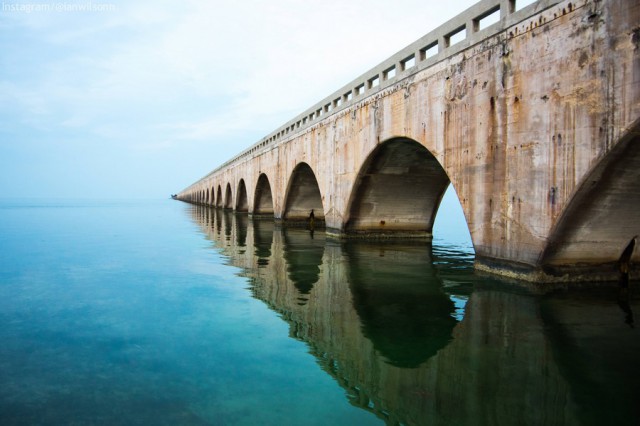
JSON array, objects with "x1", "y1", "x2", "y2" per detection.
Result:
[
  {"x1": 224, "y1": 183, "x2": 233, "y2": 209},
  {"x1": 211, "y1": 185, "x2": 215, "y2": 206},
  {"x1": 254, "y1": 173, "x2": 274, "y2": 216},
  {"x1": 216, "y1": 185, "x2": 222, "y2": 207},
  {"x1": 283, "y1": 162, "x2": 324, "y2": 223},
  {"x1": 236, "y1": 179, "x2": 249, "y2": 212},
  {"x1": 344, "y1": 137, "x2": 452, "y2": 237},
  {"x1": 540, "y1": 120, "x2": 640, "y2": 274}
]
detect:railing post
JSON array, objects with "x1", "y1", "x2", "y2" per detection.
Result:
[
  {"x1": 468, "y1": 18, "x2": 479, "y2": 36},
  {"x1": 438, "y1": 36, "x2": 448, "y2": 52},
  {"x1": 501, "y1": 0, "x2": 515, "y2": 18}
]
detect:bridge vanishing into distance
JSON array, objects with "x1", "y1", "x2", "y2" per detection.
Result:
[{"x1": 176, "y1": 0, "x2": 640, "y2": 282}]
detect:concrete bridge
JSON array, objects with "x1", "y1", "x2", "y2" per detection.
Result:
[{"x1": 177, "y1": 0, "x2": 640, "y2": 282}]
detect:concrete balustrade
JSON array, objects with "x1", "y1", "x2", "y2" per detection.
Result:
[{"x1": 192, "y1": 0, "x2": 561, "y2": 179}]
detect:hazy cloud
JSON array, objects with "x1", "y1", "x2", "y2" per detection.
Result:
[{"x1": 0, "y1": 0, "x2": 479, "y2": 197}]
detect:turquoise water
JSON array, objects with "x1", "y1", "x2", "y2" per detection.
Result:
[{"x1": 0, "y1": 199, "x2": 638, "y2": 425}]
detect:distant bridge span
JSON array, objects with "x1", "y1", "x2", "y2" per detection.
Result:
[{"x1": 177, "y1": 0, "x2": 640, "y2": 282}]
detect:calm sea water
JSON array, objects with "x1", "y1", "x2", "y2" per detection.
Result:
[{"x1": 0, "y1": 199, "x2": 638, "y2": 425}]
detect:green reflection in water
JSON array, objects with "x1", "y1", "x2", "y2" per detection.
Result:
[
  {"x1": 236, "y1": 214, "x2": 248, "y2": 250},
  {"x1": 223, "y1": 209, "x2": 233, "y2": 243},
  {"x1": 540, "y1": 289, "x2": 640, "y2": 425},
  {"x1": 194, "y1": 207, "x2": 640, "y2": 426},
  {"x1": 344, "y1": 241, "x2": 460, "y2": 368},
  {"x1": 283, "y1": 228, "x2": 325, "y2": 305},
  {"x1": 253, "y1": 219, "x2": 273, "y2": 267}
]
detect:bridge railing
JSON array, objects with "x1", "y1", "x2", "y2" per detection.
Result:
[{"x1": 185, "y1": 0, "x2": 561, "y2": 191}]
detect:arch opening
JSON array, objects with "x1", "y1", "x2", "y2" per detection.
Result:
[
  {"x1": 224, "y1": 183, "x2": 233, "y2": 209},
  {"x1": 211, "y1": 186, "x2": 215, "y2": 206},
  {"x1": 236, "y1": 179, "x2": 248, "y2": 212},
  {"x1": 216, "y1": 185, "x2": 223, "y2": 208},
  {"x1": 253, "y1": 173, "x2": 274, "y2": 216},
  {"x1": 433, "y1": 184, "x2": 474, "y2": 251},
  {"x1": 345, "y1": 138, "x2": 451, "y2": 238},
  {"x1": 206, "y1": 188, "x2": 210, "y2": 205},
  {"x1": 540, "y1": 120, "x2": 640, "y2": 276},
  {"x1": 283, "y1": 163, "x2": 324, "y2": 225}
]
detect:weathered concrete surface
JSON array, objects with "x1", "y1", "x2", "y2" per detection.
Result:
[{"x1": 179, "y1": 0, "x2": 640, "y2": 282}]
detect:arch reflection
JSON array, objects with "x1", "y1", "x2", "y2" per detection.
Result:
[
  {"x1": 222, "y1": 210, "x2": 232, "y2": 243},
  {"x1": 283, "y1": 228, "x2": 325, "y2": 305},
  {"x1": 253, "y1": 219, "x2": 274, "y2": 268},
  {"x1": 344, "y1": 241, "x2": 459, "y2": 368},
  {"x1": 235, "y1": 214, "x2": 248, "y2": 251}
]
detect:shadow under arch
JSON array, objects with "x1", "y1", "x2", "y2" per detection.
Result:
[
  {"x1": 254, "y1": 173, "x2": 274, "y2": 216},
  {"x1": 344, "y1": 240, "x2": 459, "y2": 368},
  {"x1": 283, "y1": 162, "x2": 324, "y2": 225},
  {"x1": 283, "y1": 228, "x2": 325, "y2": 306},
  {"x1": 224, "y1": 183, "x2": 233, "y2": 209},
  {"x1": 540, "y1": 119, "x2": 640, "y2": 276},
  {"x1": 344, "y1": 137, "x2": 451, "y2": 237},
  {"x1": 216, "y1": 185, "x2": 223, "y2": 208},
  {"x1": 236, "y1": 179, "x2": 249, "y2": 212}
]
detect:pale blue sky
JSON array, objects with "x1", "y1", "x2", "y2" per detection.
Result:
[{"x1": 0, "y1": 0, "x2": 490, "y2": 201}]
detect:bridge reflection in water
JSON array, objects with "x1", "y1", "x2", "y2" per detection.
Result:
[{"x1": 192, "y1": 206, "x2": 640, "y2": 426}]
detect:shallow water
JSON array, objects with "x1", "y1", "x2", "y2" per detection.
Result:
[{"x1": 0, "y1": 199, "x2": 638, "y2": 425}]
